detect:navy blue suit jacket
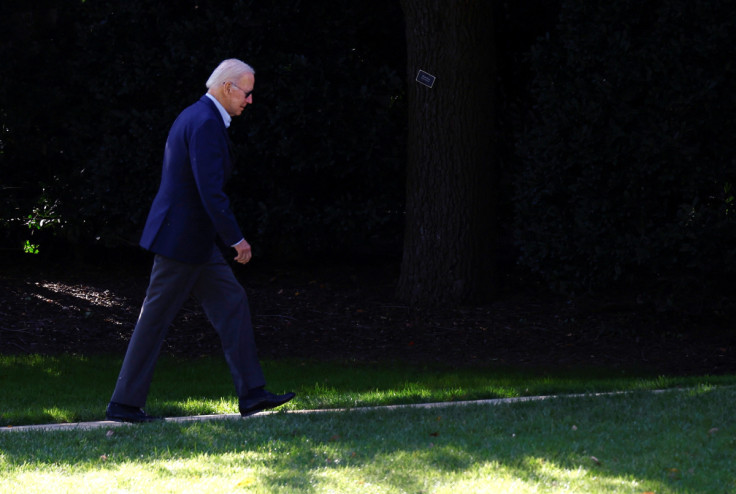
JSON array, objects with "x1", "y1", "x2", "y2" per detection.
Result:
[{"x1": 139, "y1": 96, "x2": 243, "y2": 264}]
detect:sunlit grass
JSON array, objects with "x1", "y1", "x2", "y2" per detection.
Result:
[
  {"x1": 3, "y1": 354, "x2": 736, "y2": 426},
  {"x1": 2, "y1": 386, "x2": 735, "y2": 493}
]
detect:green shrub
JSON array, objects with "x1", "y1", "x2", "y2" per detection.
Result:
[
  {"x1": 0, "y1": 0, "x2": 406, "y2": 259},
  {"x1": 515, "y1": 0, "x2": 736, "y2": 298}
]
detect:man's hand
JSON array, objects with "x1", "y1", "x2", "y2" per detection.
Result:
[{"x1": 233, "y1": 239, "x2": 252, "y2": 264}]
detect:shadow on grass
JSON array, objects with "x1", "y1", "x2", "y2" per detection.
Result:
[
  {"x1": 2, "y1": 387, "x2": 735, "y2": 492},
  {"x1": 3, "y1": 354, "x2": 736, "y2": 428}
]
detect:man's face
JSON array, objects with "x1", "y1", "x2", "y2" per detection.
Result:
[{"x1": 225, "y1": 73, "x2": 254, "y2": 117}]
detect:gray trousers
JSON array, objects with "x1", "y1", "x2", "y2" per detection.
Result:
[{"x1": 110, "y1": 248, "x2": 266, "y2": 408}]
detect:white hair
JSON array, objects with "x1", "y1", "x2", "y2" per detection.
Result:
[{"x1": 205, "y1": 59, "x2": 255, "y2": 89}]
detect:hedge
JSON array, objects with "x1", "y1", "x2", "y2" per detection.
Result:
[
  {"x1": 0, "y1": 0, "x2": 406, "y2": 260},
  {"x1": 515, "y1": 0, "x2": 736, "y2": 301}
]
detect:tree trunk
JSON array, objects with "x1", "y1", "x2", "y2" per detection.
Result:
[{"x1": 397, "y1": 0, "x2": 498, "y2": 305}]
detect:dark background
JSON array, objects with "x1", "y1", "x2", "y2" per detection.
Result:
[{"x1": 1, "y1": 0, "x2": 735, "y2": 311}]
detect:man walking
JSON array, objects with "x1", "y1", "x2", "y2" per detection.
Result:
[{"x1": 106, "y1": 59, "x2": 294, "y2": 423}]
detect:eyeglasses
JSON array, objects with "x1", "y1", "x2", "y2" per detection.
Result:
[{"x1": 229, "y1": 82, "x2": 253, "y2": 98}]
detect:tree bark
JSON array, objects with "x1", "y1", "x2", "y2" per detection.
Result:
[{"x1": 398, "y1": 0, "x2": 498, "y2": 305}]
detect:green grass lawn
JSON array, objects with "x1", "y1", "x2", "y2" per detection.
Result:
[
  {"x1": 1, "y1": 355, "x2": 736, "y2": 493},
  {"x1": 2, "y1": 354, "x2": 736, "y2": 426},
  {"x1": 1, "y1": 384, "x2": 735, "y2": 493}
]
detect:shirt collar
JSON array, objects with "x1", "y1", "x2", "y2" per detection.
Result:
[{"x1": 205, "y1": 93, "x2": 232, "y2": 128}]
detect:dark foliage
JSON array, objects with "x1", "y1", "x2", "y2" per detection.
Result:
[
  {"x1": 0, "y1": 0, "x2": 407, "y2": 260},
  {"x1": 515, "y1": 0, "x2": 736, "y2": 304},
  {"x1": 3, "y1": 0, "x2": 734, "y2": 310}
]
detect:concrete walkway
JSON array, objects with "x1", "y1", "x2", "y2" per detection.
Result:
[{"x1": 0, "y1": 391, "x2": 643, "y2": 433}]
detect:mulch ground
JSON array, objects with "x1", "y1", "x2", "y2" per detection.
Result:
[{"x1": 1, "y1": 256, "x2": 734, "y2": 375}]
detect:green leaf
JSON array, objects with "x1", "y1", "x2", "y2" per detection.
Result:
[{"x1": 23, "y1": 240, "x2": 39, "y2": 255}]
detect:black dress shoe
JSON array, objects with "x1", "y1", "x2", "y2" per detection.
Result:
[
  {"x1": 106, "y1": 401, "x2": 162, "y2": 423},
  {"x1": 239, "y1": 390, "x2": 296, "y2": 417}
]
